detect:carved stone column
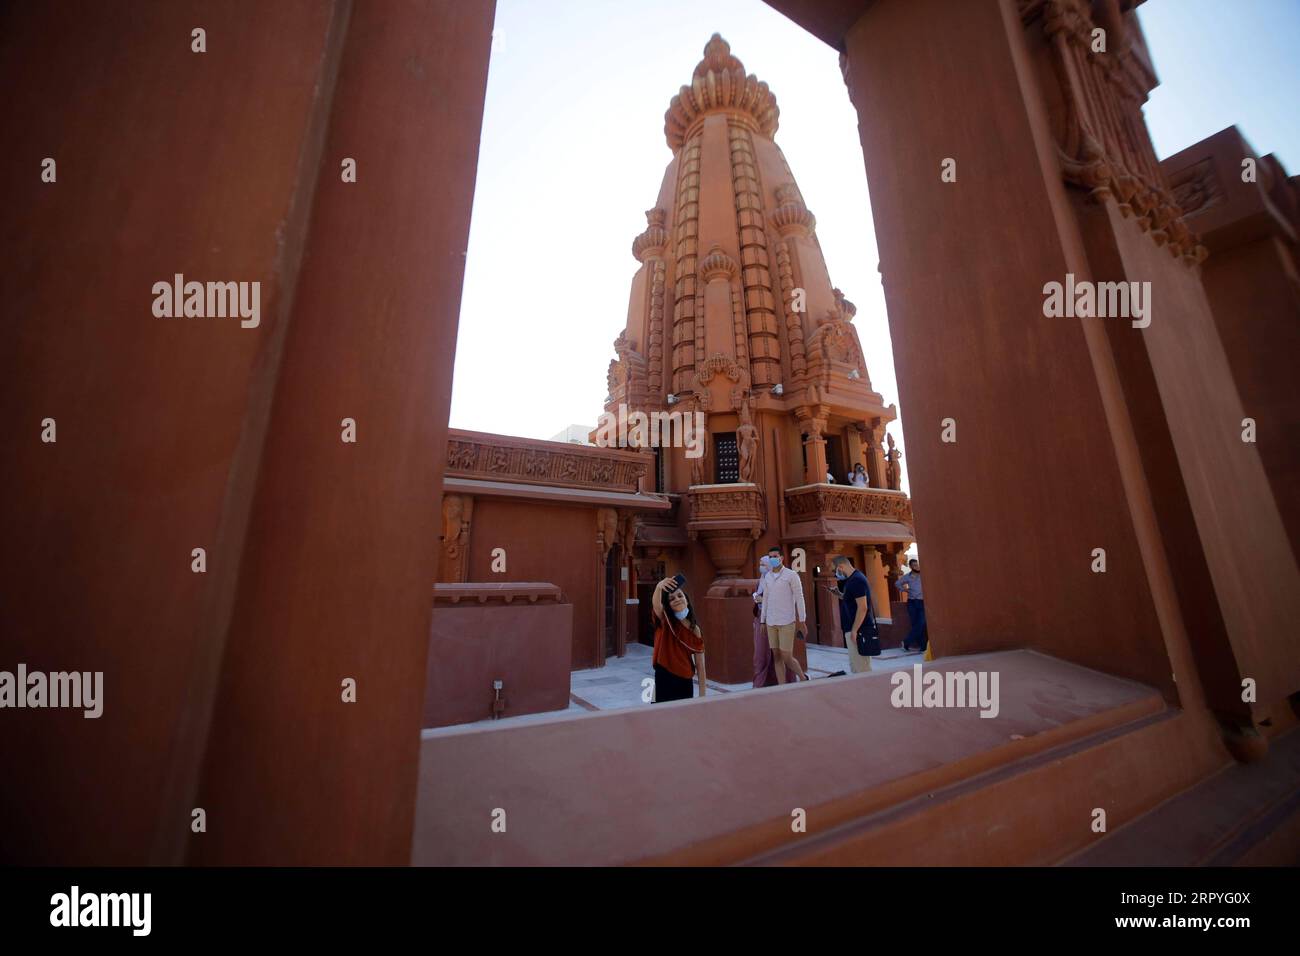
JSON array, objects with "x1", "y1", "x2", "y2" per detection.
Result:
[
  {"x1": 862, "y1": 548, "x2": 892, "y2": 625},
  {"x1": 800, "y1": 417, "x2": 829, "y2": 485},
  {"x1": 686, "y1": 484, "x2": 765, "y2": 582}
]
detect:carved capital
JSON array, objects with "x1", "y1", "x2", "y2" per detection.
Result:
[
  {"x1": 632, "y1": 208, "x2": 669, "y2": 262},
  {"x1": 771, "y1": 183, "x2": 816, "y2": 237},
  {"x1": 700, "y1": 244, "x2": 738, "y2": 282}
]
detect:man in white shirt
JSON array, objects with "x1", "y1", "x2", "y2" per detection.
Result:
[{"x1": 759, "y1": 545, "x2": 809, "y2": 683}]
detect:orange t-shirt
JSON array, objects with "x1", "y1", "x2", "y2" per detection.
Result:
[{"x1": 652, "y1": 614, "x2": 705, "y2": 680}]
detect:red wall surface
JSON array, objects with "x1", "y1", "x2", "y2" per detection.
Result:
[
  {"x1": 466, "y1": 499, "x2": 604, "y2": 669},
  {"x1": 425, "y1": 585, "x2": 572, "y2": 728},
  {"x1": 0, "y1": 0, "x2": 495, "y2": 865}
]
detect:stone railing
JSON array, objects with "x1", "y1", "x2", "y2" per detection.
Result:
[
  {"x1": 445, "y1": 429, "x2": 648, "y2": 493},
  {"x1": 686, "y1": 483, "x2": 766, "y2": 526},
  {"x1": 784, "y1": 484, "x2": 913, "y2": 526},
  {"x1": 686, "y1": 483, "x2": 766, "y2": 580}
]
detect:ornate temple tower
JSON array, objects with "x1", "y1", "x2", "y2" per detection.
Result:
[{"x1": 605, "y1": 35, "x2": 916, "y2": 664}]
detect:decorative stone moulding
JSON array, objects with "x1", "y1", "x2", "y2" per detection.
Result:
[
  {"x1": 632, "y1": 208, "x2": 669, "y2": 263},
  {"x1": 432, "y1": 583, "x2": 566, "y2": 606},
  {"x1": 1021, "y1": 0, "x2": 1208, "y2": 266},
  {"x1": 699, "y1": 244, "x2": 738, "y2": 281},
  {"x1": 770, "y1": 183, "x2": 815, "y2": 236},
  {"x1": 784, "y1": 485, "x2": 915, "y2": 526},
  {"x1": 446, "y1": 430, "x2": 647, "y2": 493},
  {"x1": 686, "y1": 483, "x2": 766, "y2": 580},
  {"x1": 664, "y1": 34, "x2": 779, "y2": 152},
  {"x1": 696, "y1": 352, "x2": 745, "y2": 386}
]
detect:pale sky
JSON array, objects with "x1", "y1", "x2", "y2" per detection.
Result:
[{"x1": 449, "y1": 0, "x2": 1300, "y2": 498}]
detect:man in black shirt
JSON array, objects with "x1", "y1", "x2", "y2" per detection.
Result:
[{"x1": 831, "y1": 555, "x2": 880, "y2": 673}]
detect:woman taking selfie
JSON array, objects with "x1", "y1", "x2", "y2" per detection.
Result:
[{"x1": 649, "y1": 575, "x2": 707, "y2": 702}]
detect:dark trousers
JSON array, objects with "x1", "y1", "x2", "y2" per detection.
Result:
[
  {"x1": 905, "y1": 600, "x2": 927, "y2": 651},
  {"x1": 653, "y1": 663, "x2": 694, "y2": 702}
]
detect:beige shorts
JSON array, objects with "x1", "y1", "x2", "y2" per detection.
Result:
[{"x1": 766, "y1": 622, "x2": 797, "y2": 653}]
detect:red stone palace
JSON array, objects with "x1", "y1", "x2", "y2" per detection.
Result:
[{"x1": 431, "y1": 36, "x2": 917, "y2": 713}]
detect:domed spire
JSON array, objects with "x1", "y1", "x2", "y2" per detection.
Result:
[{"x1": 664, "y1": 34, "x2": 780, "y2": 151}]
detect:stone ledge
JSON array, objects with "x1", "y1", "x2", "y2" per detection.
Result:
[{"x1": 413, "y1": 649, "x2": 1197, "y2": 865}]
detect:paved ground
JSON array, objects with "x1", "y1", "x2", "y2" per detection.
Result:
[{"x1": 430, "y1": 641, "x2": 928, "y2": 733}]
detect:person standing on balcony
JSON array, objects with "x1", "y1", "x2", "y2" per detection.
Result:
[
  {"x1": 897, "y1": 558, "x2": 927, "y2": 653},
  {"x1": 847, "y1": 463, "x2": 869, "y2": 487},
  {"x1": 650, "y1": 576, "x2": 707, "y2": 703},
  {"x1": 760, "y1": 546, "x2": 809, "y2": 683}
]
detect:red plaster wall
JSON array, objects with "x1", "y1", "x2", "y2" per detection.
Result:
[
  {"x1": 466, "y1": 499, "x2": 603, "y2": 669},
  {"x1": 1080, "y1": 195, "x2": 1300, "y2": 717},
  {"x1": 1197, "y1": 236, "x2": 1300, "y2": 550},
  {"x1": 837, "y1": 0, "x2": 1174, "y2": 692},
  {"x1": 425, "y1": 590, "x2": 572, "y2": 728},
  {"x1": 0, "y1": 0, "x2": 494, "y2": 865}
]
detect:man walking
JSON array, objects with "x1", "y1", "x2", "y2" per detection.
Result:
[
  {"x1": 760, "y1": 546, "x2": 809, "y2": 683},
  {"x1": 897, "y1": 557, "x2": 927, "y2": 653},
  {"x1": 832, "y1": 555, "x2": 879, "y2": 673}
]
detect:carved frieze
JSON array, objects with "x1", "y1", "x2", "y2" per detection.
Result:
[
  {"x1": 696, "y1": 352, "x2": 745, "y2": 386},
  {"x1": 785, "y1": 486, "x2": 914, "y2": 525},
  {"x1": 687, "y1": 484, "x2": 766, "y2": 523},
  {"x1": 445, "y1": 434, "x2": 648, "y2": 492}
]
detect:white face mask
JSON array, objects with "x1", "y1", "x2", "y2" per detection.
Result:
[{"x1": 673, "y1": 606, "x2": 689, "y2": 621}]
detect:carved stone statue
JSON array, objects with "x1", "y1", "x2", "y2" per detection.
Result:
[
  {"x1": 690, "y1": 427, "x2": 710, "y2": 487},
  {"x1": 736, "y1": 398, "x2": 759, "y2": 483},
  {"x1": 440, "y1": 494, "x2": 473, "y2": 582},
  {"x1": 596, "y1": 507, "x2": 619, "y2": 557},
  {"x1": 884, "y1": 432, "x2": 903, "y2": 491}
]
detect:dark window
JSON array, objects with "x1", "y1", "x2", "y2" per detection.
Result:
[
  {"x1": 826, "y1": 432, "x2": 846, "y2": 483},
  {"x1": 714, "y1": 432, "x2": 739, "y2": 483},
  {"x1": 654, "y1": 446, "x2": 665, "y2": 493}
]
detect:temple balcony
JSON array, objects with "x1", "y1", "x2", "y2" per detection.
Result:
[
  {"x1": 685, "y1": 483, "x2": 766, "y2": 579},
  {"x1": 783, "y1": 482, "x2": 914, "y2": 546}
]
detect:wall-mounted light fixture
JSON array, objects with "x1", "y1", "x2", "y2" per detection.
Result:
[
  {"x1": 848, "y1": 369, "x2": 861, "y2": 380},
  {"x1": 771, "y1": 383, "x2": 784, "y2": 396},
  {"x1": 666, "y1": 393, "x2": 678, "y2": 405}
]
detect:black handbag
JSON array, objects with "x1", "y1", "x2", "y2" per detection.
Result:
[
  {"x1": 853, "y1": 577, "x2": 882, "y2": 657},
  {"x1": 855, "y1": 626, "x2": 881, "y2": 657}
]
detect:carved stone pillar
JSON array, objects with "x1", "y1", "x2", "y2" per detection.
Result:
[
  {"x1": 808, "y1": 542, "x2": 842, "y2": 646},
  {"x1": 862, "y1": 548, "x2": 892, "y2": 625},
  {"x1": 686, "y1": 484, "x2": 765, "y2": 583},
  {"x1": 800, "y1": 418, "x2": 829, "y2": 485},
  {"x1": 878, "y1": 545, "x2": 904, "y2": 605}
]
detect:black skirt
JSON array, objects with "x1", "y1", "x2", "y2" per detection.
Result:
[{"x1": 653, "y1": 663, "x2": 694, "y2": 703}]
